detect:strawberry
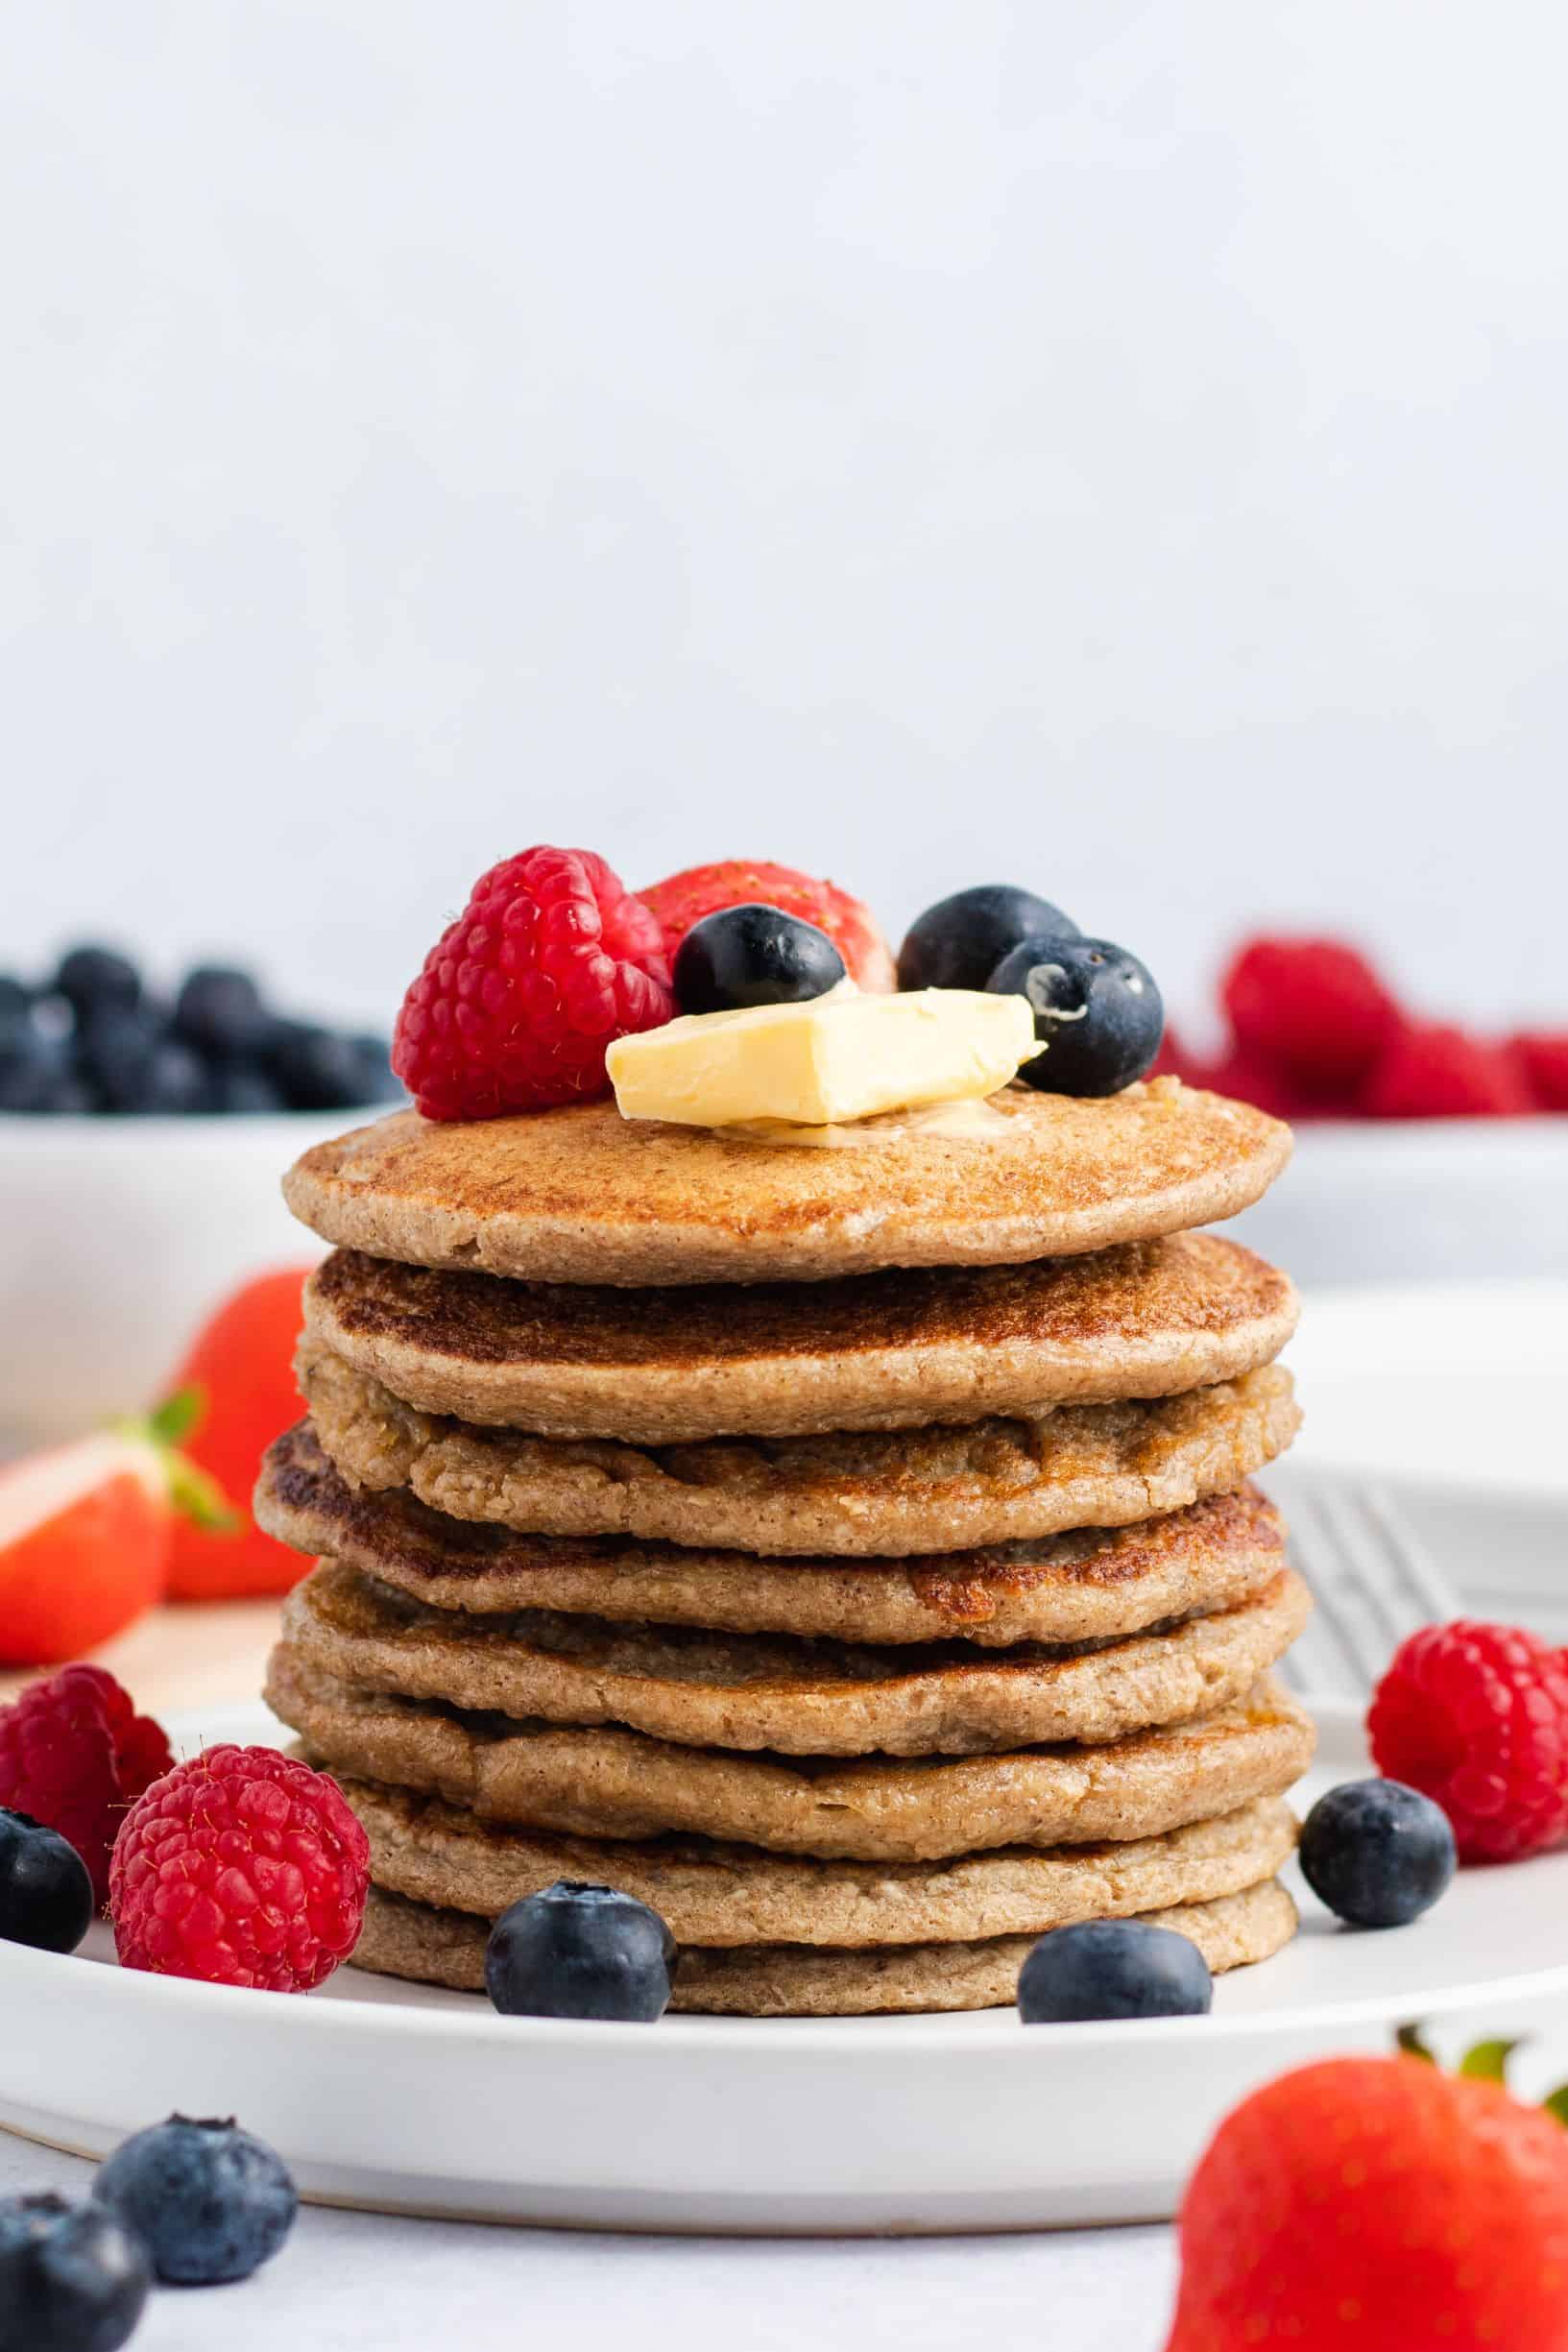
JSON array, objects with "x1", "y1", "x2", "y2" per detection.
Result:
[
  {"x1": 0, "y1": 1396, "x2": 231, "y2": 1666},
  {"x1": 161, "y1": 1267, "x2": 318, "y2": 1602},
  {"x1": 639, "y1": 861, "x2": 895, "y2": 993},
  {"x1": 1167, "y1": 2049, "x2": 1568, "y2": 2350}
]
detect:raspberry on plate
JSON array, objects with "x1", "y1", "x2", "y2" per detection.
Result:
[
  {"x1": 0, "y1": 1666, "x2": 173, "y2": 1905},
  {"x1": 1368, "y1": 1620, "x2": 1568, "y2": 1862},
  {"x1": 1515, "y1": 1030, "x2": 1568, "y2": 1111},
  {"x1": 392, "y1": 847, "x2": 675, "y2": 1121},
  {"x1": 109, "y1": 1744, "x2": 369, "y2": 1991},
  {"x1": 1361, "y1": 1021, "x2": 1532, "y2": 1118},
  {"x1": 1221, "y1": 934, "x2": 1398, "y2": 1093},
  {"x1": 639, "y1": 860, "x2": 896, "y2": 993}
]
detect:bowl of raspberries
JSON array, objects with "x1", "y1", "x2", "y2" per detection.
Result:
[
  {"x1": 1165, "y1": 936, "x2": 1568, "y2": 1287},
  {"x1": 0, "y1": 945, "x2": 405, "y2": 1444}
]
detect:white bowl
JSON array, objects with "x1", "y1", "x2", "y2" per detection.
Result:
[
  {"x1": 1227, "y1": 1114, "x2": 1568, "y2": 1289},
  {"x1": 0, "y1": 1110, "x2": 356, "y2": 1445}
]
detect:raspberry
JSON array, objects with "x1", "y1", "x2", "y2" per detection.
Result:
[
  {"x1": 1360, "y1": 1021, "x2": 1532, "y2": 1118},
  {"x1": 110, "y1": 1745, "x2": 370, "y2": 1991},
  {"x1": 392, "y1": 847, "x2": 675, "y2": 1120},
  {"x1": 1221, "y1": 935, "x2": 1398, "y2": 1092},
  {"x1": 1368, "y1": 1621, "x2": 1568, "y2": 1862},
  {"x1": 639, "y1": 860, "x2": 896, "y2": 993},
  {"x1": 1515, "y1": 1031, "x2": 1568, "y2": 1111},
  {"x1": 0, "y1": 1666, "x2": 172, "y2": 1904}
]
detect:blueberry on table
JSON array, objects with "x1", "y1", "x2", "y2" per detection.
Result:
[
  {"x1": 93, "y1": 2115, "x2": 298, "y2": 2286},
  {"x1": 485, "y1": 1879, "x2": 677, "y2": 2021},
  {"x1": 0, "y1": 1808, "x2": 95, "y2": 1953},
  {"x1": 173, "y1": 965, "x2": 271, "y2": 1057},
  {"x1": 349, "y1": 1032, "x2": 407, "y2": 1104},
  {"x1": 1298, "y1": 1780, "x2": 1457, "y2": 1928},
  {"x1": 673, "y1": 904, "x2": 848, "y2": 1015},
  {"x1": 988, "y1": 934, "x2": 1164, "y2": 1096},
  {"x1": 896, "y1": 885, "x2": 1080, "y2": 994},
  {"x1": 0, "y1": 2194, "x2": 150, "y2": 2352},
  {"x1": 1017, "y1": 1919, "x2": 1213, "y2": 2024},
  {"x1": 52, "y1": 946, "x2": 141, "y2": 1021},
  {"x1": 0, "y1": 1024, "x2": 74, "y2": 1112}
]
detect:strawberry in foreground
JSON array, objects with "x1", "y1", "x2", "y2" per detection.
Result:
[
  {"x1": 1167, "y1": 2049, "x2": 1568, "y2": 2349},
  {"x1": 0, "y1": 1393, "x2": 234, "y2": 1666},
  {"x1": 162, "y1": 1266, "x2": 317, "y2": 1601},
  {"x1": 639, "y1": 860, "x2": 896, "y2": 994},
  {"x1": 0, "y1": 1666, "x2": 173, "y2": 1904},
  {"x1": 110, "y1": 1744, "x2": 369, "y2": 1991},
  {"x1": 393, "y1": 846, "x2": 675, "y2": 1120}
]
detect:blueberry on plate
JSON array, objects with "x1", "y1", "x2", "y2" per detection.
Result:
[
  {"x1": 0, "y1": 1023, "x2": 75, "y2": 1113},
  {"x1": 988, "y1": 934, "x2": 1164, "y2": 1096},
  {"x1": 205, "y1": 1059, "x2": 286, "y2": 1115},
  {"x1": 0, "y1": 2193, "x2": 150, "y2": 2352},
  {"x1": 172, "y1": 966, "x2": 271, "y2": 1058},
  {"x1": 0, "y1": 1808, "x2": 95, "y2": 1953},
  {"x1": 1017, "y1": 1919, "x2": 1213, "y2": 2024},
  {"x1": 93, "y1": 2115, "x2": 297, "y2": 2287},
  {"x1": 269, "y1": 1022, "x2": 374, "y2": 1109},
  {"x1": 52, "y1": 946, "x2": 142, "y2": 1022},
  {"x1": 485, "y1": 1879, "x2": 677, "y2": 2021},
  {"x1": 673, "y1": 904, "x2": 847, "y2": 1016},
  {"x1": 1298, "y1": 1780, "x2": 1457, "y2": 1929},
  {"x1": 896, "y1": 885, "x2": 1080, "y2": 994}
]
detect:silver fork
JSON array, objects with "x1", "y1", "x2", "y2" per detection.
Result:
[{"x1": 1273, "y1": 1474, "x2": 1463, "y2": 1700}]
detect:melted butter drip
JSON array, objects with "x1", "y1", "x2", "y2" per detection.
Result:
[{"x1": 712, "y1": 1095, "x2": 1015, "y2": 1150}]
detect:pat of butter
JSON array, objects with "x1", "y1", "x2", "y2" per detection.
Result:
[{"x1": 607, "y1": 989, "x2": 1035, "y2": 1128}]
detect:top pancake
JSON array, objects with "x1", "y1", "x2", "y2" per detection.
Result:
[
  {"x1": 302, "y1": 1232, "x2": 1298, "y2": 1442},
  {"x1": 282, "y1": 1079, "x2": 1292, "y2": 1287}
]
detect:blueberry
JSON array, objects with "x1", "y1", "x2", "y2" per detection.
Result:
[
  {"x1": 988, "y1": 934, "x2": 1164, "y2": 1096},
  {"x1": 173, "y1": 966, "x2": 270, "y2": 1057},
  {"x1": 93, "y1": 2115, "x2": 298, "y2": 2287},
  {"x1": 205, "y1": 1059, "x2": 286, "y2": 1114},
  {"x1": 269, "y1": 1023, "x2": 376, "y2": 1109},
  {"x1": 0, "y1": 1021, "x2": 73, "y2": 1112},
  {"x1": 79, "y1": 1011, "x2": 207, "y2": 1115},
  {"x1": 52, "y1": 947, "x2": 141, "y2": 1021},
  {"x1": 485, "y1": 1879, "x2": 676, "y2": 2021},
  {"x1": 0, "y1": 2194, "x2": 150, "y2": 2352},
  {"x1": 1017, "y1": 1919, "x2": 1213, "y2": 2024},
  {"x1": 1298, "y1": 1780, "x2": 1457, "y2": 1929},
  {"x1": 0, "y1": 1809, "x2": 95, "y2": 1953},
  {"x1": 897, "y1": 885, "x2": 1081, "y2": 994},
  {"x1": 0, "y1": 974, "x2": 29, "y2": 1021},
  {"x1": 348, "y1": 1032, "x2": 405, "y2": 1105},
  {"x1": 672, "y1": 904, "x2": 847, "y2": 1016}
]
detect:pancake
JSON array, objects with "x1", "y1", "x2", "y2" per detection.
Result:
[
  {"x1": 266, "y1": 1653, "x2": 1315, "y2": 1860},
  {"x1": 281, "y1": 1080, "x2": 1292, "y2": 1287},
  {"x1": 276, "y1": 1557, "x2": 1312, "y2": 1756},
  {"x1": 333, "y1": 1774, "x2": 1296, "y2": 1948},
  {"x1": 256, "y1": 1424, "x2": 1291, "y2": 1648},
  {"x1": 352, "y1": 1877, "x2": 1298, "y2": 2014},
  {"x1": 300, "y1": 1344, "x2": 1302, "y2": 1557},
  {"x1": 302, "y1": 1232, "x2": 1299, "y2": 1443}
]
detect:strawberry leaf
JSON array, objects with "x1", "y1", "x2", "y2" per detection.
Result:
[
  {"x1": 148, "y1": 1386, "x2": 206, "y2": 1448},
  {"x1": 1397, "y1": 2025, "x2": 1437, "y2": 2065},
  {"x1": 1459, "y1": 2039, "x2": 1520, "y2": 2082},
  {"x1": 1543, "y1": 2086, "x2": 1568, "y2": 2128}
]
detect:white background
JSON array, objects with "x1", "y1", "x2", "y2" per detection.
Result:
[{"x1": 4, "y1": 1, "x2": 1568, "y2": 1040}]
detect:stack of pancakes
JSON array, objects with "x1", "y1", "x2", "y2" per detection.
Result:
[{"x1": 258, "y1": 1079, "x2": 1314, "y2": 2015}]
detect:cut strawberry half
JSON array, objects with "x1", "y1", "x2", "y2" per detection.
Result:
[{"x1": 0, "y1": 1392, "x2": 235, "y2": 1666}]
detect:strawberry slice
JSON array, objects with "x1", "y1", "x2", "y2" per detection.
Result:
[
  {"x1": 0, "y1": 1393, "x2": 233, "y2": 1666},
  {"x1": 639, "y1": 861, "x2": 896, "y2": 993}
]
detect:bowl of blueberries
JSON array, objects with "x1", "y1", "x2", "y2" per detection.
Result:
[{"x1": 0, "y1": 945, "x2": 404, "y2": 1446}]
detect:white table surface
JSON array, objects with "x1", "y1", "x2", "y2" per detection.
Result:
[{"x1": 4, "y1": 1280, "x2": 1565, "y2": 2352}]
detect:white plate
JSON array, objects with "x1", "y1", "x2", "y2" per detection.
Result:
[{"x1": 3, "y1": 1701, "x2": 1567, "y2": 2235}]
